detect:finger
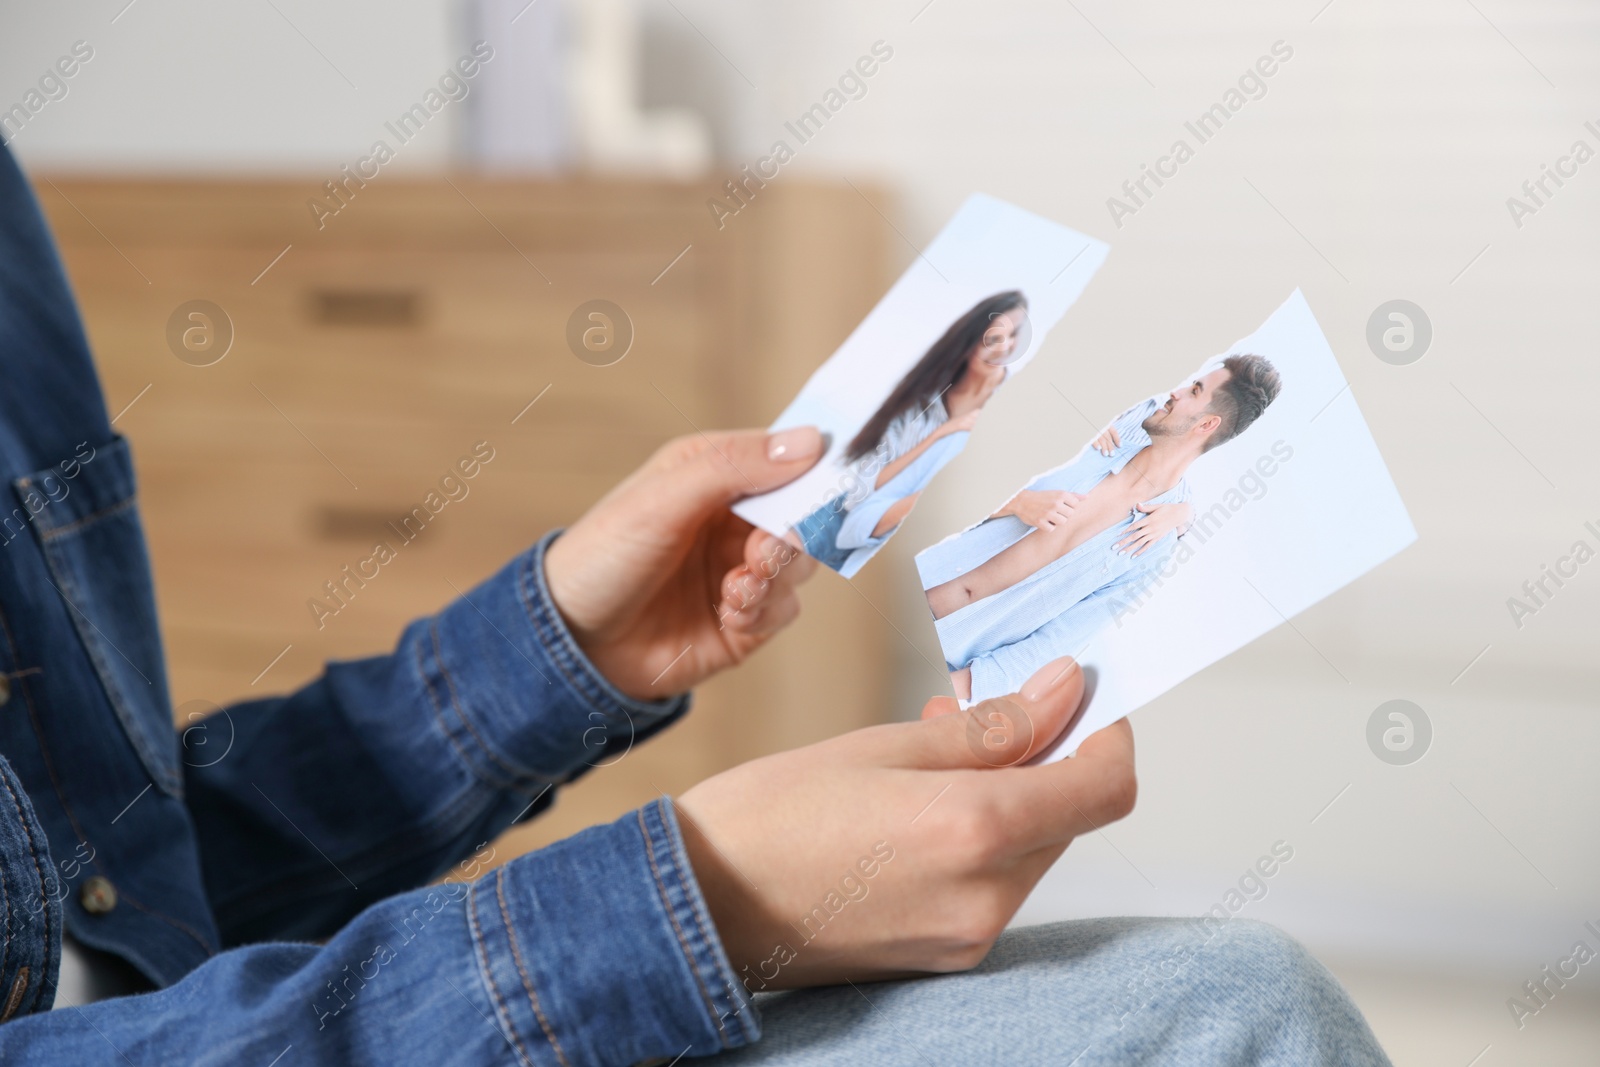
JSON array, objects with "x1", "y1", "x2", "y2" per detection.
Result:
[
  {"x1": 642, "y1": 427, "x2": 826, "y2": 534},
  {"x1": 716, "y1": 545, "x2": 808, "y2": 629},
  {"x1": 1108, "y1": 427, "x2": 1122, "y2": 446},
  {"x1": 728, "y1": 529, "x2": 799, "y2": 613},
  {"x1": 723, "y1": 586, "x2": 801, "y2": 638},
  {"x1": 715, "y1": 566, "x2": 762, "y2": 627},
  {"x1": 920, "y1": 695, "x2": 961, "y2": 721},
  {"x1": 744, "y1": 528, "x2": 796, "y2": 576},
  {"x1": 898, "y1": 657, "x2": 1085, "y2": 771},
  {"x1": 992, "y1": 718, "x2": 1138, "y2": 852},
  {"x1": 764, "y1": 560, "x2": 816, "y2": 612}
]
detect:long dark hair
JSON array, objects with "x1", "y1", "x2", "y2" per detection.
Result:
[{"x1": 845, "y1": 290, "x2": 1027, "y2": 463}]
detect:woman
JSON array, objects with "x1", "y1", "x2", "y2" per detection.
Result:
[{"x1": 792, "y1": 291, "x2": 1026, "y2": 576}]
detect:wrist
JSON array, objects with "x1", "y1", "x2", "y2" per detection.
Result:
[{"x1": 526, "y1": 531, "x2": 690, "y2": 718}]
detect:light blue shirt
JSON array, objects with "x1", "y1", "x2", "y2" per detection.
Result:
[
  {"x1": 915, "y1": 397, "x2": 1190, "y2": 699},
  {"x1": 833, "y1": 398, "x2": 963, "y2": 577}
]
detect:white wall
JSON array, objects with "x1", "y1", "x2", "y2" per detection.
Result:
[
  {"x1": 6, "y1": 0, "x2": 1599, "y2": 1040},
  {"x1": 0, "y1": 0, "x2": 464, "y2": 170}
]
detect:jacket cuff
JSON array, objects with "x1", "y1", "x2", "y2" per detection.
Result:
[
  {"x1": 473, "y1": 797, "x2": 759, "y2": 1064},
  {"x1": 422, "y1": 531, "x2": 689, "y2": 791}
]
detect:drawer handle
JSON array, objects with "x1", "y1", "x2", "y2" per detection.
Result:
[
  {"x1": 310, "y1": 289, "x2": 419, "y2": 327},
  {"x1": 314, "y1": 505, "x2": 411, "y2": 542}
]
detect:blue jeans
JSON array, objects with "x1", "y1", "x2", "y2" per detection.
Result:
[
  {"x1": 710, "y1": 918, "x2": 1391, "y2": 1066},
  {"x1": 793, "y1": 495, "x2": 854, "y2": 571}
]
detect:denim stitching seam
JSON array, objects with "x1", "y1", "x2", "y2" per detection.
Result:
[
  {"x1": 493, "y1": 870, "x2": 571, "y2": 1067},
  {"x1": 467, "y1": 878, "x2": 538, "y2": 1067},
  {"x1": 638, "y1": 802, "x2": 730, "y2": 1047},
  {"x1": 34, "y1": 496, "x2": 136, "y2": 542},
  {"x1": 515, "y1": 550, "x2": 608, "y2": 721},
  {"x1": 428, "y1": 620, "x2": 525, "y2": 788},
  {"x1": 412, "y1": 631, "x2": 514, "y2": 792}
]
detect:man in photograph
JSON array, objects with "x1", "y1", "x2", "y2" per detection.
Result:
[{"x1": 918, "y1": 354, "x2": 1282, "y2": 701}]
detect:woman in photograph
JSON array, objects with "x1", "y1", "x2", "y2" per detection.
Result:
[{"x1": 792, "y1": 291, "x2": 1027, "y2": 576}]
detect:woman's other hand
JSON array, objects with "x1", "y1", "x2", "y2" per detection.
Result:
[
  {"x1": 1116, "y1": 501, "x2": 1193, "y2": 557},
  {"x1": 1091, "y1": 425, "x2": 1121, "y2": 456}
]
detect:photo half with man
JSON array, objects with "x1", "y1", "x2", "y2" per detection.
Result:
[
  {"x1": 732, "y1": 193, "x2": 1109, "y2": 577},
  {"x1": 916, "y1": 290, "x2": 1416, "y2": 758},
  {"x1": 737, "y1": 191, "x2": 1414, "y2": 758}
]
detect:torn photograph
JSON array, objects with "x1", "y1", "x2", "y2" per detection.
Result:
[
  {"x1": 732, "y1": 193, "x2": 1109, "y2": 578},
  {"x1": 914, "y1": 290, "x2": 1417, "y2": 758}
]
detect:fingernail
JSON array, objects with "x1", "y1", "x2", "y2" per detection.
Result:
[
  {"x1": 762, "y1": 534, "x2": 794, "y2": 566},
  {"x1": 767, "y1": 426, "x2": 822, "y2": 462},
  {"x1": 1023, "y1": 657, "x2": 1079, "y2": 701}
]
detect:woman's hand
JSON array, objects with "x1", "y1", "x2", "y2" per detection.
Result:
[
  {"x1": 677, "y1": 657, "x2": 1137, "y2": 989},
  {"x1": 543, "y1": 427, "x2": 823, "y2": 700},
  {"x1": 1091, "y1": 425, "x2": 1121, "y2": 456},
  {"x1": 995, "y1": 489, "x2": 1083, "y2": 531},
  {"x1": 1116, "y1": 501, "x2": 1193, "y2": 557}
]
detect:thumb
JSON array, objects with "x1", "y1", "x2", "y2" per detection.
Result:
[
  {"x1": 908, "y1": 657, "x2": 1085, "y2": 770},
  {"x1": 647, "y1": 426, "x2": 825, "y2": 530}
]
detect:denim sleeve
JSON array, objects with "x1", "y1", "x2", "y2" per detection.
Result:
[
  {"x1": 185, "y1": 531, "x2": 690, "y2": 945},
  {"x1": 0, "y1": 799, "x2": 759, "y2": 1066}
]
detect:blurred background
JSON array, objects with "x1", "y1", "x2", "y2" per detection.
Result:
[{"x1": 4, "y1": 1, "x2": 1598, "y2": 1062}]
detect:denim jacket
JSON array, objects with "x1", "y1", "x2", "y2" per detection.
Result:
[{"x1": 0, "y1": 144, "x2": 756, "y2": 1064}]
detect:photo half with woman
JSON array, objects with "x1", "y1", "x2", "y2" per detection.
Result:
[
  {"x1": 733, "y1": 193, "x2": 1111, "y2": 577},
  {"x1": 917, "y1": 353, "x2": 1284, "y2": 701},
  {"x1": 791, "y1": 291, "x2": 1027, "y2": 577}
]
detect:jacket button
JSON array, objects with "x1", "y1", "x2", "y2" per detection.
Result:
[{"x1": 80, "y1": 876, "x2": 118, "y2": 915}]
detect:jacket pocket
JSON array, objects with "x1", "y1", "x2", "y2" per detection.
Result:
[{"x1": 13, "y1": 435, "x2": 181, "y2": 797}]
